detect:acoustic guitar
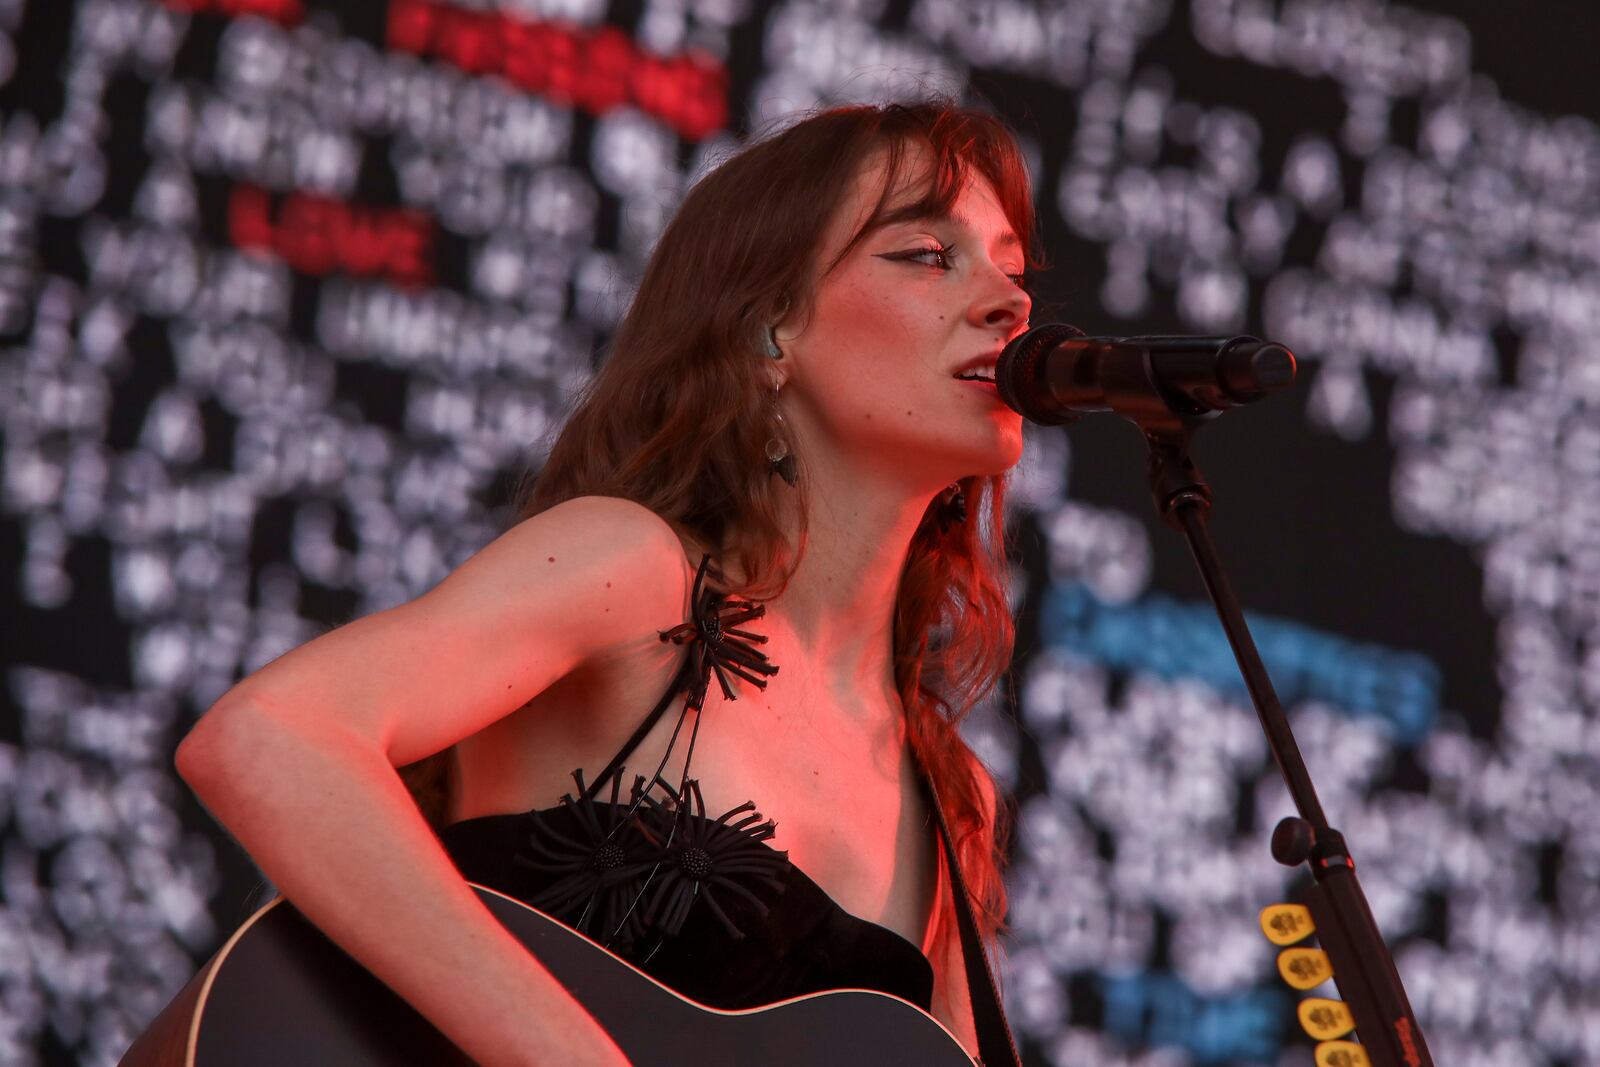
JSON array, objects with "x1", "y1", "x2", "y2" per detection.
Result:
[{"x1": 118, "y1": 882, "x2": 977, "y2": 1065}]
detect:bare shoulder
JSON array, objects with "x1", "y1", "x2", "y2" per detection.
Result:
[
  {"x1": 181, "y1": 494, "x2": 702, "y2": 773},
  {"x1": 511, "y1": 495, "x2": 696, "y2": 586},
  {"x1": 490, "y1": 495, "x2": 699, "y2": 653}
]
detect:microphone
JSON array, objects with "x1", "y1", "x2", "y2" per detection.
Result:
[{"x1": 994, "y1": 324, "x2": 1297, "y2": 425}]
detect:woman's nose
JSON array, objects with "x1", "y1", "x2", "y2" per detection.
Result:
[{"x1": 971, "y1": 270, "x2": 1030, "y2": 330}]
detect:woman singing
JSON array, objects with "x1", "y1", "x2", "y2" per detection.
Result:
[{"x1": 174, "y1": 99, "x2": 1038, "y2": 1066}]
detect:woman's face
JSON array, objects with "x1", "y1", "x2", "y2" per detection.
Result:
[{"x1": 773, "y1": 143, "x2": 1033, "y2": 491}]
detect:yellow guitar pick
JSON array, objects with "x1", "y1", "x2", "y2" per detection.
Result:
[
  {"x1": 1259, "y1": 903, "x2": 1316, "y2": 945},
  {"x1": 1277, "y1": 946, "x2": 1333, "y2": 990},
  {"x1": 1298, "y1": 997, "x2": 1356, "y2": 1040},
  {"x1": 1314, "y1": 1039, "x2": 1371, "y2": 1067}
]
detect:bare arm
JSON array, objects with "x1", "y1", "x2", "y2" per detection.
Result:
[{"x1": 175, "y1": 496, "x2": 694, "y2": 1067}]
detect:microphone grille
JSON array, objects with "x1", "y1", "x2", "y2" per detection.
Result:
[{"x1": 996, "y1": 323, "x2": 1086, "y2": 424}]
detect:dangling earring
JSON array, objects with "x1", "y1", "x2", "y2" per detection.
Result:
[
  {"x1": 759, "y1": 315, "x2": 797, "y2": 486},
  {"x1": 935, "y1": 481, "x2": 967, "y2": 534},
  {"x1": 766, "y1": 388, "x2": 798, "y2": 487}
]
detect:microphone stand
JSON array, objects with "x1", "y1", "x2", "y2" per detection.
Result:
[{"x1": 1134, "y1": 409, "x2": 1433, "y2": 1067}]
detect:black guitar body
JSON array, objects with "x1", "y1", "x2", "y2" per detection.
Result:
[{"x1": 120, "y1": 883, "x2": 974, "y2": 1066}]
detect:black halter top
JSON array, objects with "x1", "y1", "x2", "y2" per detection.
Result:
[{"x1": 436, "y1": 553, "x2": 937, "y2": 1012}]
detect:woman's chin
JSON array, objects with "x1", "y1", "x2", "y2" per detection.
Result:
[
  {"x1": 951, "y1": 439, "x2": 1026, "y2": 482},
  {"x1": 983, "y1": 421, "x2": 1027, "y2": 472}
]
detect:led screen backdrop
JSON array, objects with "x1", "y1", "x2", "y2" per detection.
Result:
[{"x1": 1, "y1": 1, "x2": 1595, "y2": 1064}]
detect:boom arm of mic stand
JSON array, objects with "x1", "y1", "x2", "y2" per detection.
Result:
[{"x1": 1141, "y1": 422, "x2": 1433, "y2": 1067}]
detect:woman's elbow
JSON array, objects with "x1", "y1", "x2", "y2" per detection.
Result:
[{"x1": 173, "y1": 698, "x2": 266, "y2": 788}]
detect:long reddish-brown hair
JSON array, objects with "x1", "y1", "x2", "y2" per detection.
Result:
[{"x1": 403, "y1": 98, "x2": 1043, "y2": 949}]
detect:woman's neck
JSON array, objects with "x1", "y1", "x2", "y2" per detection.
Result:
[{"x1": 757, "y1": 470, "x2": 940, "y2": 716}]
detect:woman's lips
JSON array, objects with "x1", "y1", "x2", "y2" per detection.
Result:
[{"x1": 956, "y1": 376, "x2": 1001, "y2": 396}]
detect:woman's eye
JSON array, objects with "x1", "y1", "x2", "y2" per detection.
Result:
[
  {"x1": 884, "y1": 245, "x2": 1029, "y2": 293},
  {"x1": 903, "y1": 244, "x2": 953, "y2": 269}
]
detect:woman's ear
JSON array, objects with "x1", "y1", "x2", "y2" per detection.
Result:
[{"x1": 771, "y1": 292, "x2": 805, "y2": 347}]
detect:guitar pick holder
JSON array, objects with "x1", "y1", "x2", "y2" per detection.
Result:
[{"x1": 1131, "y1": 410, "x2": 1435, "y2": 1067}]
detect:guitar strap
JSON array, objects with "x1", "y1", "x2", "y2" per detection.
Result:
[{"x1": 920, "y1": 766, "x2": 1023, "y2": 1067}]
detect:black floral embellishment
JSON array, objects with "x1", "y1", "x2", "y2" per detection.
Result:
[
  {"x1": 505, "y1": 553, "x2": 793, "y2": 957},
  {"x1": 512, "y1": 769, "x2": 664, "y2": 949},
  {"x1": 634, "y1": 778, "x2": 791, "y2": 940},
  {"x1": 658, "y1": 554, "x2": 780, "y2": 711}
]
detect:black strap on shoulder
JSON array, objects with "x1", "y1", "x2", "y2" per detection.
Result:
[
  {"x1": 582, "y1": 553, "x2": 777, "y2": 802},
  {"x1": 580, "y1": 652, "x2": 698, "y2": 801},
  {"x1": 921, "y1": 766, "x2": 1022, "y2": 1067},
  {"x1": 580, "y1": 552, "x2": 718, "y2": 801}
]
